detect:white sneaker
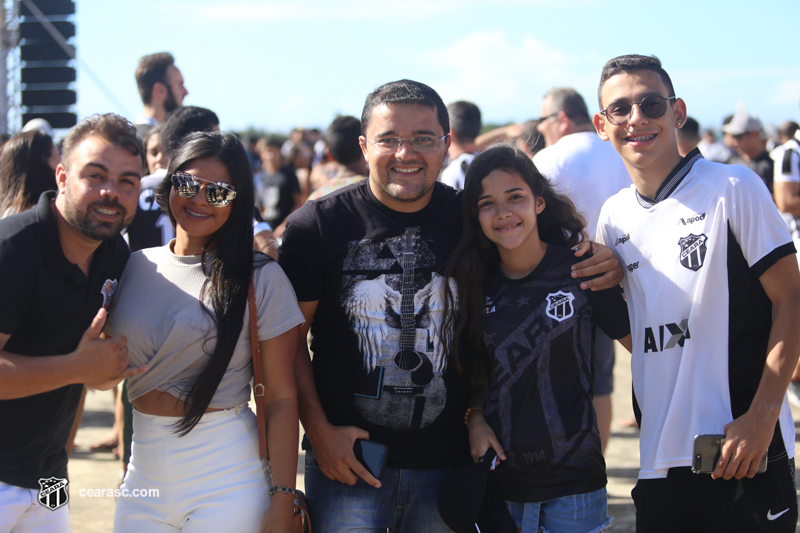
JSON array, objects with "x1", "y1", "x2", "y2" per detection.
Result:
[{"x1": 787, "y1": 381, "x2": 800, "y2": 408}]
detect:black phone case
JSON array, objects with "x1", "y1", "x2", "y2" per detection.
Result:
[{"x1": 354, "y1": 440, "x2": 388, "y2": 479}]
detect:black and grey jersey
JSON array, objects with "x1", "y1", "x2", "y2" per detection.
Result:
[{"x1": 482, "y1": 245, "x2": 629, "y2": 502}]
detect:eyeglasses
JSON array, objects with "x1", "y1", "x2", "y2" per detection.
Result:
[
  {"x1": 537, "y1": 113, "x2": 558, "y2": 123},
  {"x1": 600, "y1": 95, "x2": 678, "y2": 126},
  {"x1": 170, "y1": 171, "x2": 237, "y2": 207},
  {"x1": 368, "y1": 134, "x2": 448, "y2": 154}
]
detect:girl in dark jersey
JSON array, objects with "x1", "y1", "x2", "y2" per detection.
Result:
[{"x1": 445, "y1": 144, "x2": 631, "y2": 533}]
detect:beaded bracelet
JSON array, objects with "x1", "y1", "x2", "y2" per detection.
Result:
[
  {"x1": 270, "y1": 486, "x2": 298, "y2": 496},
  {"x1": 464, "y1": 407, "x2": 485, "y2": 426}
]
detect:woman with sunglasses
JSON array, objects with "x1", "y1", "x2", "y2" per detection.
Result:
[
  {"x1": 110, "y1": 131, "x2": 304, "y2": 533},
  {"x1": 444, "y1": 144, "x2": 631, "y2": 533}
]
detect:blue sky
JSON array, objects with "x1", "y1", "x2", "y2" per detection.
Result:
[{"x1": 69, "y1": 0, "x2": 800, "y2": 135}]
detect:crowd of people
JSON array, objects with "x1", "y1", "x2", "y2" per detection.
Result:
[{"x1": 1, "y1": 50, "x2": 800, "y2": 533}]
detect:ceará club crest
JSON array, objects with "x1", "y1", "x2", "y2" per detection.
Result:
[{"x1": 545, "y1": 291, "x2": 575, "y2": 322}]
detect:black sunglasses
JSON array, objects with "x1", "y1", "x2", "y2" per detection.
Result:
[
  {"x1": 170, "y1": 171, "x2": 237, "y2": 207},
  {"x1": 600, "y1": 95, "x2": 678, "y2": 126}
]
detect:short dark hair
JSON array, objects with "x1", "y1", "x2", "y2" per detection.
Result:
[
  {"x1": 361, "y1": 79, "x2": 449, "y2": 136},
  {"x1": 61, "y1": 113, "x2": 145, "y2": 171},
  {"x1": 544, "y1": 87, "x2": 591, "y2": 125},
  {"x1": 597, "y1": 54, "x2": 675, "y2": 109},
  {"x1": 677, "y1": 116, "x2": 700, "y2": 142},
  {"x1": 135, "y1": 52, "x2": 175, "y2": 105},
  {"x1": 160, "y1": 106, "x2": 220, "y2": 158},
  {"x1": 447, "y1": 101, "x2": 482, "y2": 143},
  {"x1": 778, "y1": 121, "x2": 800, "y2": 140},
  {"x1": 324, "y1": 115, "x2": 362, "y2": 165}
]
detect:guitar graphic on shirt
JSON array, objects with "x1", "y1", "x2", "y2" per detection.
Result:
[
  {"x1": 353, "y1": 232, "x2": 446, "y2": 430},
  {"x1": 392, "y1": 232, "x2": 434, "y2": 385}
]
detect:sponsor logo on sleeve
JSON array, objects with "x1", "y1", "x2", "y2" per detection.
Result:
[{"x1": 615, "y1": 233, "x2": 630, "y2": 246}]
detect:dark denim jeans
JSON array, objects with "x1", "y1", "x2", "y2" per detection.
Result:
[
  {"x1": 506, "y1": 487, "x2": 610, "y2": 533},
  {"x1": 304, "y1": 450, "x2": 453, "y2": 532}
]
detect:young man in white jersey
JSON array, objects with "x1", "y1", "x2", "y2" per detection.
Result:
[{"x1": 593, "y1": 54, "x2": 800, "y2": 532}]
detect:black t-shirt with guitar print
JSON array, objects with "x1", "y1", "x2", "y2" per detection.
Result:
[{"x1": 280, "y1": 180, "x2": 471, "y2": 469}]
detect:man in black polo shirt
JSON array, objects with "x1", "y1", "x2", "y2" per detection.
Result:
[{"x1": 0, "y1": 113, "x2": 147, "y2": 532}]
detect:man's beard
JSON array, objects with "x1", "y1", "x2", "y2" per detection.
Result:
[
  {"x1": 163, "y1": 84, "x2": 179, "y2": 113},
  {"x1": 63, "y1": 195, "x2": 131, "y2": 241}
]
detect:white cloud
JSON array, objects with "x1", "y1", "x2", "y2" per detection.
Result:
[
  {"x1": 418, "y1": 29, "x2": 595, "y2": 121},
  {"x1": 771, "y1": 79, "x2": 800, "y2": 106}
]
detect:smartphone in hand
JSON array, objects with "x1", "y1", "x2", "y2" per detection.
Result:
[
  {"x1": 354, "y1": 439, "x2": 388, "y2": 479},
  {"x1": 692, "y1": 434, "x2": 767, "y2": 474}
]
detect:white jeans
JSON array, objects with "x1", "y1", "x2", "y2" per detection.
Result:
[
  {"x1": 113, "y1": 405, "x2": 271, "y2": 532},
  {"x1": 0, "y1": 480, "x2": 70, "y2": 533}
]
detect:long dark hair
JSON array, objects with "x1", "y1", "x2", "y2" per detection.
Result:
[
  {"x1": 0, "y1": 130, "x2": 56, "y2": 217},
  {"x1": 156, "y1": 131, "x2": 259, "y2": 435},
  {"x1": 443, "y1": 144, "x2": 586, "y2": 386}
]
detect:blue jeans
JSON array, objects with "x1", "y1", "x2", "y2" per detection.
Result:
[
  {"x1": 304, "y1": 450, "x2": 453, "y2": 532},
  {"x1": 506, "y1": 487, "x2": 611, "y2": 533}
]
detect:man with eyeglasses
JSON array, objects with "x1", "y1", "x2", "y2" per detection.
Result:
[
  {"x1": 0, "y1": 114, "x2": 147, "y2": 532},
  {"x1": 279, "y1": 79, "x2": 624, "y2": 532},
  {"x1": 593, "y1": 54, "x2": 800, "y2": 532},
  {"x1": 532, "y1": 87, "x2": 631, "y2": 454}
]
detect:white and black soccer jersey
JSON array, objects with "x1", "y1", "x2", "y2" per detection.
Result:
[
  {"x1": 597, "y1": 148, "x2": 797, "y2": 480},
  {"x1": 771, "y1": 136, "x2": 800, "y2": 246},
  {"x1": 482, "y1": 245, "x2": 630, "y2": 502}
]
